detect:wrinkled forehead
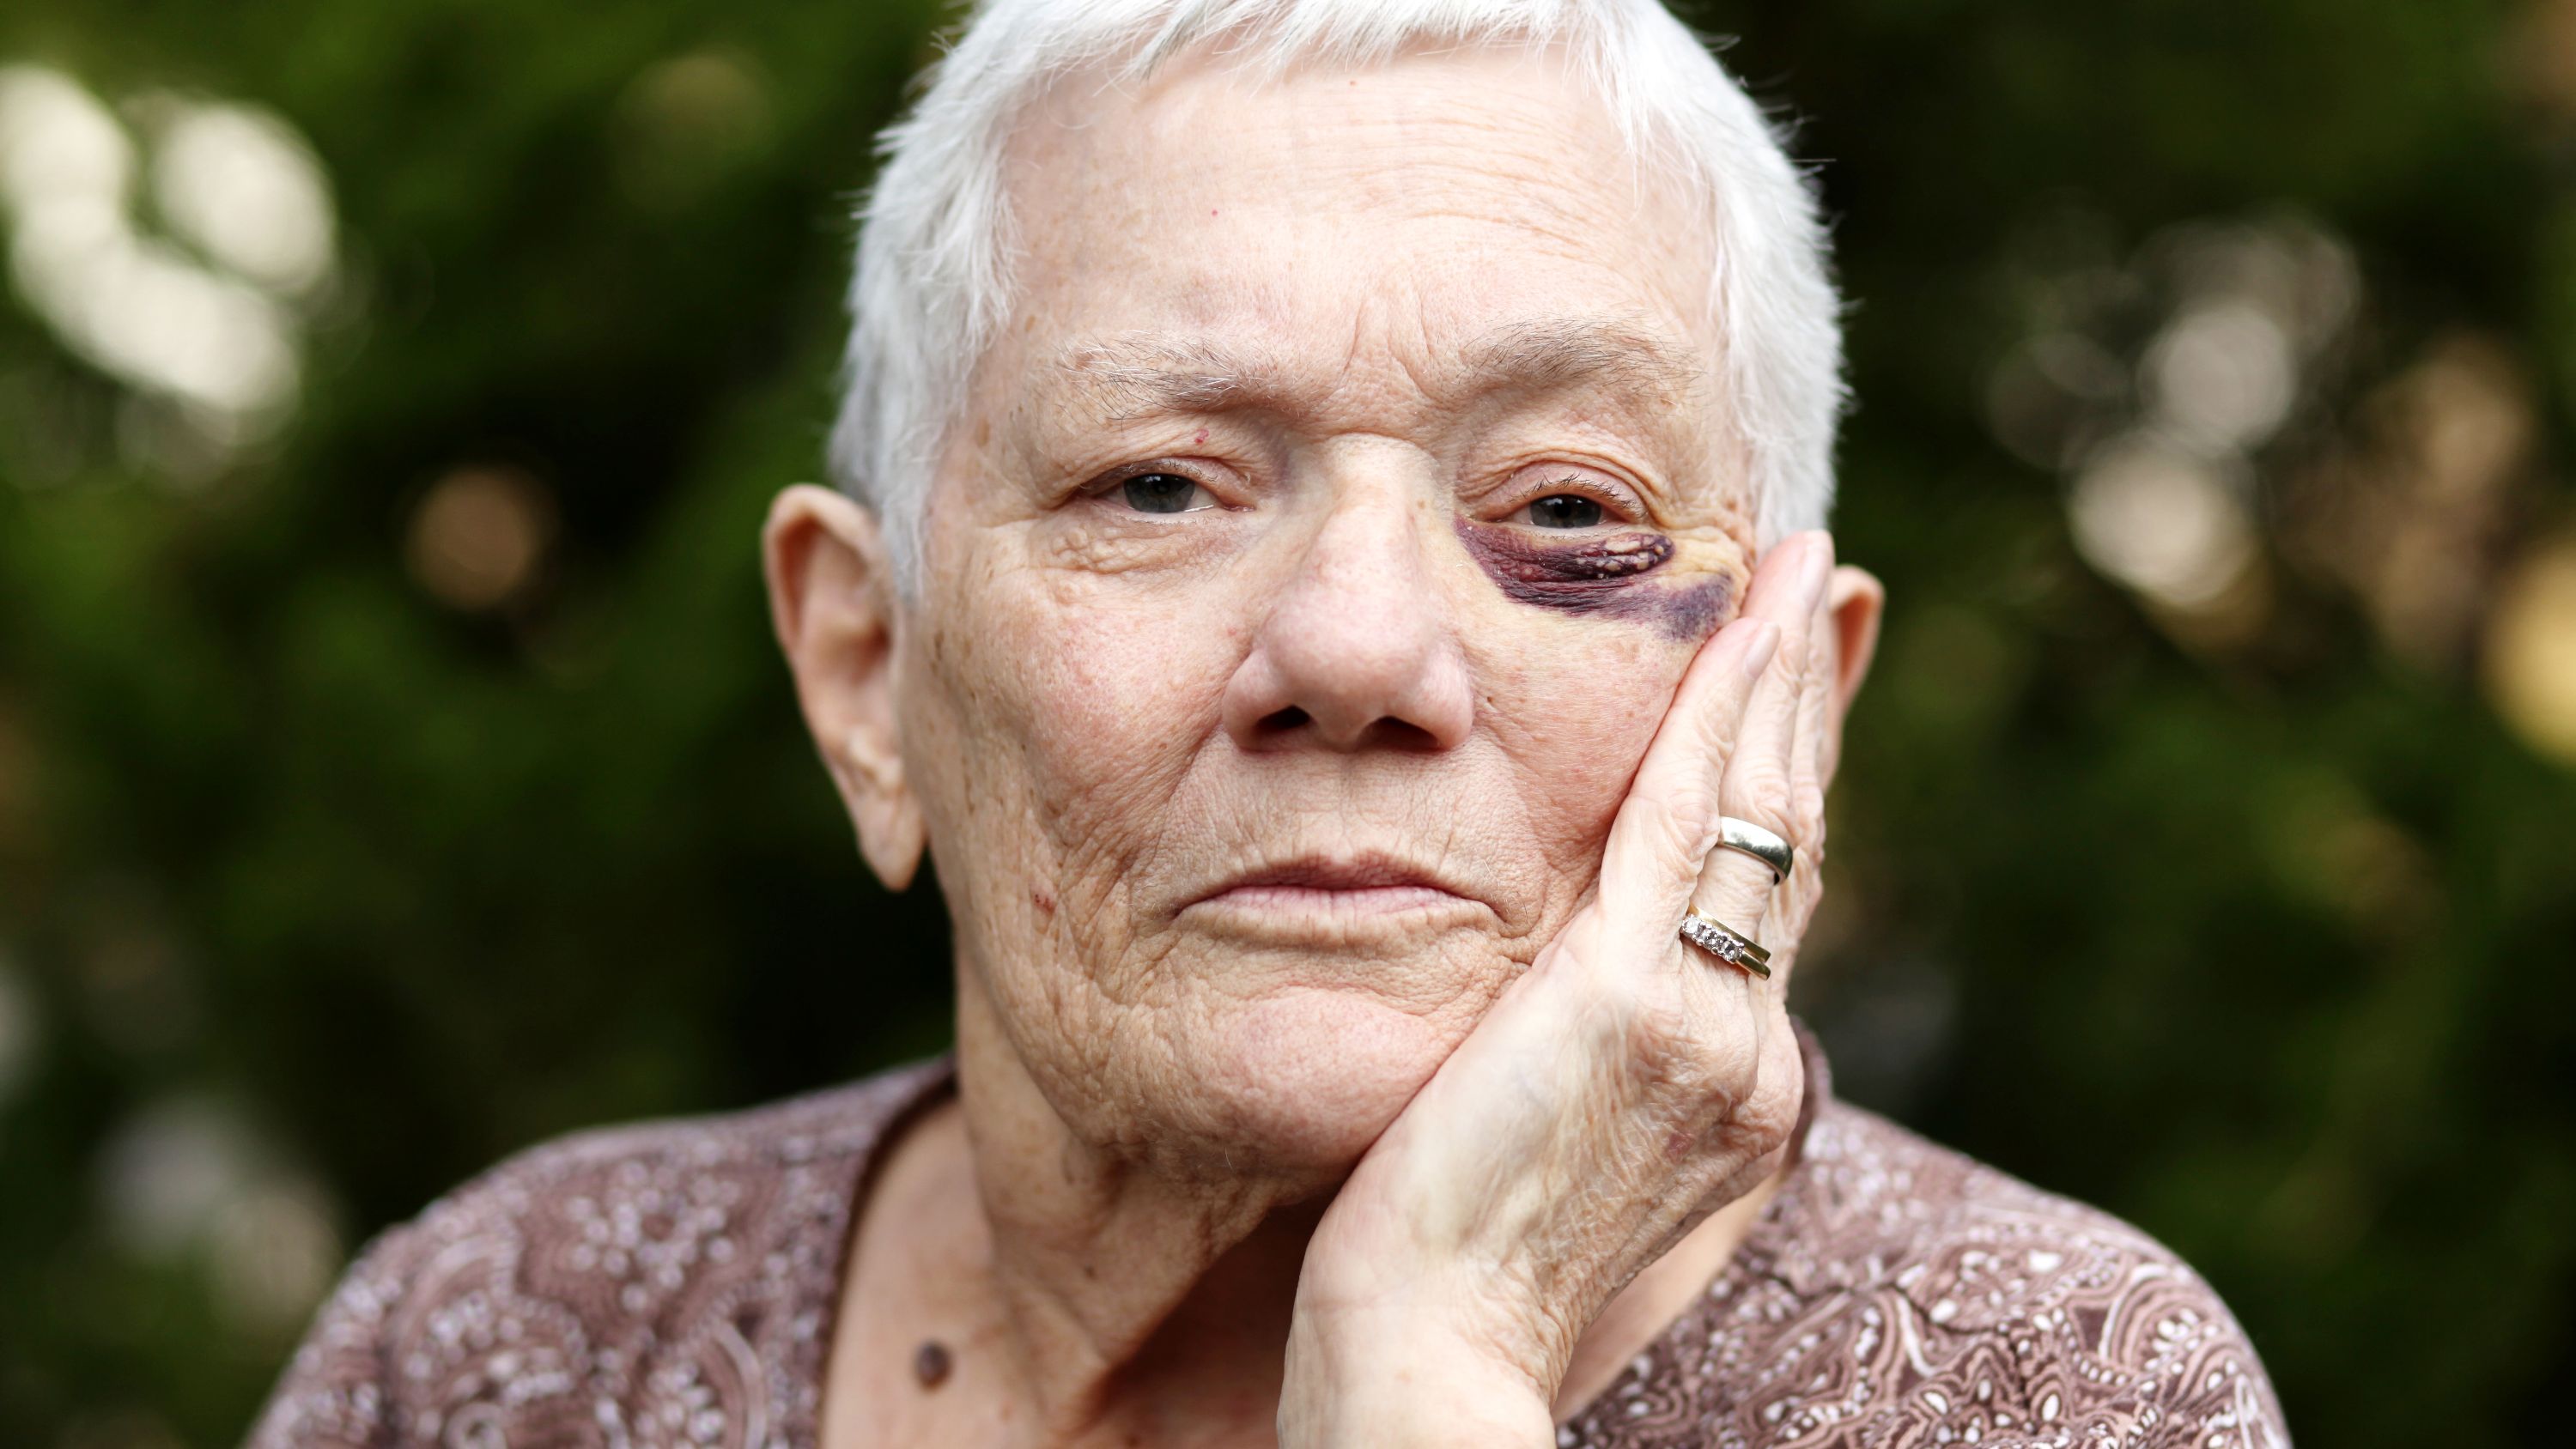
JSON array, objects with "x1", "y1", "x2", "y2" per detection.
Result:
[{"x1": 974, "y1": 39, "x2": 1740, "y2": 471}]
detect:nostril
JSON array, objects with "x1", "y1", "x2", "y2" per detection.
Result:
[
  {"x1": 1252, "y1": 706, "x2": 1443, "y2": 750},
  {"x1": 1360, "y1": 717, "x2": 1440, "y2": 751}
]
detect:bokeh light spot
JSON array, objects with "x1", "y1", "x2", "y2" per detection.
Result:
[
  {"x1": 0, "y1": 65, "x2": 337, "y2": 476},
  {"x1": 0, "y1": 949, "x2": 36, "y2": 1109},
  {"x1": 2146, "y1": 300, "x2": 2297, "y2": 452},
  {"x1": 404, "y1": 464, "x2": 556, "y2": 611},
  {"x1": 613, "y1": 48, "x2": 774, "y2": 209},
  {"x1": 2068, "y1": 434, "x2": 2258, "y2": 610},
  {"x1": 2484, "y1": 532, "x2": 2576, "y2": 767},
  {"x1": 146, "y1": 97, "x2": 337, "y2": 299}
]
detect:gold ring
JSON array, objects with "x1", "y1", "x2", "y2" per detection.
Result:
[{"x1": 1679, "y1": 911, "x2": 1772, "y2": 979}]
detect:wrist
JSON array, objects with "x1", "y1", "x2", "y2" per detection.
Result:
[
  {"x1": 1279, "y1": 1312, "x2": 1558, "y2": 1449},
  {"x1": 1294, "y1": 1207, "x2": 1582, "y2": 1397}
]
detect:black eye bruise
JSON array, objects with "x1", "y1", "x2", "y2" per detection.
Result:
[{"x1": 1452, "y1": 517, "x2": 1732, "y2": 642}]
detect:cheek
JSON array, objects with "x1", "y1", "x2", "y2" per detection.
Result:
[
  {"x1": 1449, "y1": 528, "x2": 1750, "y2": 877},
  {"x1": 915, "y1": 569, "x2": 1236, "y2": 881},
  {"x1": 1033, "y1": 613, "x2": 1230, "y2": 816},
  {"x1": 1471, "y1": 624, "x2": 1701, "y2": 877}
]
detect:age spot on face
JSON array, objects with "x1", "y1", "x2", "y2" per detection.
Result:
[{"x1": 1453, "y1": 518, "x2": 1731, "y2": 642}]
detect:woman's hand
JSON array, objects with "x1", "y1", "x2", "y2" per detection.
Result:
[{"x1": 1279, "y1": 531, "x2": 1845, "y2": 1448}]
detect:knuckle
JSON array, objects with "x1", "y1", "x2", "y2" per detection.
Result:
[
  {"x1": 1637, "y1": 807, "x2": 1701, "y2": 877},
  {"x1": 1658, "y1": 779, "x2": 1727, "y2": 855},
  {"x1": 1725, "y1": 761, "x2": 1797, "y2": 826},
  {"x1": 1738, "y1": 1079, "x2": 1804, "y2": 1150},
  {"x1": 1799, "y1": 799, "x2": 1832, "y2": 836},
  {"x1": 1621, "y1": 991, "x2": 1700, "y2": 1073},
  {"x1": 1607, "y1": 987, "x2": 1744, "y2": 1096},
  {"x1": 1791, "y1": 783, "x2": 1828, "y2": 839}
]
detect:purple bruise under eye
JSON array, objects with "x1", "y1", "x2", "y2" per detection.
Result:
[{"x1": 1452, "y1": 518, "x2": 1731, "y2": 641}]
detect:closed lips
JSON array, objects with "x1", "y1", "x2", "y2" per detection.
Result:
[{"x1": 1191, "y1": 856, "x2": 1482, "y2": 913}]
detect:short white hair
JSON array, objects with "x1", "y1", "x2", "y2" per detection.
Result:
[{"x1": 829, "y1": 0, "x2": 1846, "y2": 590}]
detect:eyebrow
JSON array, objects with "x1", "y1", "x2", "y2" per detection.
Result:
[
  {"x1": 1055, "y1": 336, "x2": 1265, "y2": 421},
  {"x1": 1048, "y1": 315, "x2": 1707, "y2": 421},
  {"x1": 1456, "y1": 316, "x2": 1706, "y2": 407}
]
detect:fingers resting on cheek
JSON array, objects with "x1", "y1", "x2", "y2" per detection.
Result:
[{"x1": 1593, "y1": 532, "x2": 1835, "y2": 937}]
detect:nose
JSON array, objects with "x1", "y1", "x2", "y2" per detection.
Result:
[{"x1": 1221, "y1": 486, "x2": 1474, "y2": 753}]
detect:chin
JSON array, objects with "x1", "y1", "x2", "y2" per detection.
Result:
[
  {"x1": 1178, "y1": 985, "x2": 1481, "y2": 1185},
  {"x1": 977, "y1": 927, "x2": 1519, "y2": 1192}
]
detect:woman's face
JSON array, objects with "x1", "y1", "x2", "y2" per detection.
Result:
[{"x1": 896, "y1": 45, "x2": 1761, "y2": 1184}]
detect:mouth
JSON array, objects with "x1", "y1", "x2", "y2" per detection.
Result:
[{"x1": 1185, "y1": 853, "x2": 1488, "y2": 925}]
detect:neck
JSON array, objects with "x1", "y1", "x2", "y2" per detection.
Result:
[
  {"x1": 947, "y1": 970, "x2": 1309, "y2": 1445},
  {"x1": 903, "y1": 972, "x2": 1783, "y2": 1447}
]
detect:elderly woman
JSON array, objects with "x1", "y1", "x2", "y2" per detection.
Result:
[{"x1": 250, "y1": 1, "x2": 2287, "y2": 1446}]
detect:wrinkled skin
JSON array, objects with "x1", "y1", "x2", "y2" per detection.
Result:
[{"x1": 765, "y1": 39, "x2": 1883, "y2": 1449}]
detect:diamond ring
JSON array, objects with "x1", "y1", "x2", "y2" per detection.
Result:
[{"x1": 1680, "y1": 911, "x2": 1772, "y2": 979}]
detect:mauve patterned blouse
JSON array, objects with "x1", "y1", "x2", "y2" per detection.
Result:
[{"x1": 246, "y1": 1028, "x2": 2290, "y2": 1448}]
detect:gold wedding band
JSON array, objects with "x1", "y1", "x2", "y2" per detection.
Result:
[{"x1": 1679, "y1": 912, "x2": 1772, "y2": 979}]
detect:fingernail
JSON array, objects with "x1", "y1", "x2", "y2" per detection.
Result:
[
  {"x1": 1797, "y1": 534, "x2": 1833, "y2": 604},
  {"x1": 1741, "y1": 620, "x2": 1781, "y2": 678}
]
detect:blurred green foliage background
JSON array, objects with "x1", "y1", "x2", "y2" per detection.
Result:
[{"x1": 1, "y1": 2, "x2": 2572, "y2": 1445}]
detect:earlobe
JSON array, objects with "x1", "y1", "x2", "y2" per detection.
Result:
[
  {"x1": 843, "y1": 727, "x2": 927, "y2": 892},
  {"x1": 761, "y1": 483, "x2": 927, "y2": 893}
]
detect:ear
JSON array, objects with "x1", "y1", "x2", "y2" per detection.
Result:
[
  {"x1": 761, "y1": 484, "x2": 926, "y2": 892},
  {"x1": 1814, "y1": 564, "x2": 1885, "y2": 784},
  {"x1": 1824, "y1": 565, "x2": 1885, "y2": 715}
]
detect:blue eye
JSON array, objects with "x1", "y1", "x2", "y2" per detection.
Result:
[
  {"x1": 1527, "y1": 494, "x2": 1604, "y2": 529},
  {"x1": 1120, "y1": 472, "x2": 1207, "y2": 513}
]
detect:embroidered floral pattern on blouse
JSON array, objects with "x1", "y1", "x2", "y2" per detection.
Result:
[{"x1": 248, "y1": 1038, "x2": 2287, "y2": 1449}]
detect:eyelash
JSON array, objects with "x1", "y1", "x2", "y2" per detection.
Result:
[
  {"x1": 1509, "y1": 471, "x2": 1640, "y2": 524},
  {"x1": 1083, "y1": 462, "x2": 1218, "y2": 502}
]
